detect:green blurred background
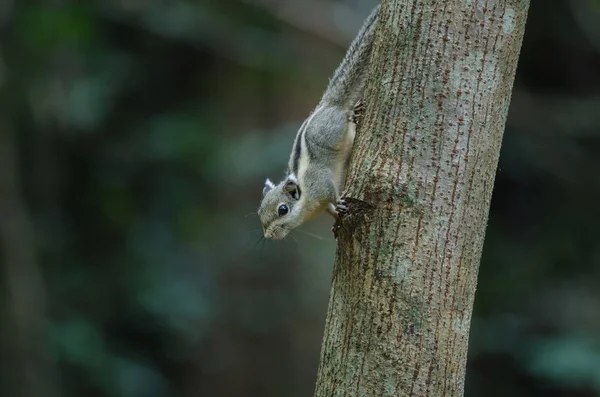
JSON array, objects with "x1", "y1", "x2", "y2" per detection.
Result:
[{"x1": 0, "y1": 0, "x2": 599, "y2": 396}]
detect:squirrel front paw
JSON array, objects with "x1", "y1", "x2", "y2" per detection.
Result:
[
  {"x1": 335, "y1": 198, "x2": 349, "y2": 215},
  {"x1": 331, "y1": 198, "x2": 349, "y2": 239}
]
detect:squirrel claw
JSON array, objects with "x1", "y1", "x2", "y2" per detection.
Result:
[
  {"x1": 335, "y1": 198, "x2": 349, "y2": 215},
  {"x1": 331, "y1": 198, "x2": 348, "y2": 239},
  {"x1": 351, "y1": 98, "x2": 365, "y2": 124}
]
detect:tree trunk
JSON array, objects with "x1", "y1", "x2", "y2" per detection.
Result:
[
  {"x1": 314, "y1": 0, "x2": 529, "y2": 396},
  {"x1": 0, "y1": 7, "x2": 58, "y2": 397}
]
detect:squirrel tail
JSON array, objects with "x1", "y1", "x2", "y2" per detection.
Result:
[{"x1": 320, "y1": 5, "x2": 380, "y2": 109}]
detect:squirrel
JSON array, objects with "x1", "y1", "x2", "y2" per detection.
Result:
[{"x1": 258, "y1": 5, "x2": 380, "y2": 240}]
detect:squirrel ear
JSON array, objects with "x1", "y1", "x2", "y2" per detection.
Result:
[
  {"x1": 263, "y1": 179, "x2": 275, "y2": 196},
  {"x1": 284, "y1": 178, "x2": 300, "y2": 200}
]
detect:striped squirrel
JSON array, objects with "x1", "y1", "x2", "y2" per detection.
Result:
[{"x1": 258, "y1": 5, "x2": 380, "y2": 240}]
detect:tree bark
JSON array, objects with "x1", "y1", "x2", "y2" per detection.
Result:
[{"x1": 314, "y1": 0, "x2": 529, "y2": 396}]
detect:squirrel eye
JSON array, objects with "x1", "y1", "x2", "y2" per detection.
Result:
[{"x1": 278, "y1": 204, "x2": 289, "y2": 216}]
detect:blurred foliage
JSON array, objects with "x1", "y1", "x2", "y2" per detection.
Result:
[{"x1": 0, "y1": 0, "x2": 599, "y2": 396}]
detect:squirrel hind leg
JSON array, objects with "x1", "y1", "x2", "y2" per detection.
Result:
[{"x1": 350, "y1": 98, "x2": 365, "y2": 125}]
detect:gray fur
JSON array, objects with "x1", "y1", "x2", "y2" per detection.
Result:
[
  {"x1": 320, "y1": 5, "x2": 380, "y2": 108},
  {"x1": 258, "y1": 5, "x2": 380, "y2": 239}
]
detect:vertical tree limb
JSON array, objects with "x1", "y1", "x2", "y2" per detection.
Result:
[
  {"x1": 314, "y1": 0, "x2": 529, "y2": 396},
  {"x1": 0, "y1": 117, "x2": 54, "y2": 397},
  {"x1": 0, "y1": 7, "x2": 57, "y2": 396}
]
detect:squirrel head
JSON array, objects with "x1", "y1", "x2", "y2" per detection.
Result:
[{"x1": 258, "y1": 175, "x2": 300, "y2": 239}]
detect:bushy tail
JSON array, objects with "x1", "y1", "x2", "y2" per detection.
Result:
[{"x1": 320, "y1": 5, "x2": 380, "y2": 109}]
